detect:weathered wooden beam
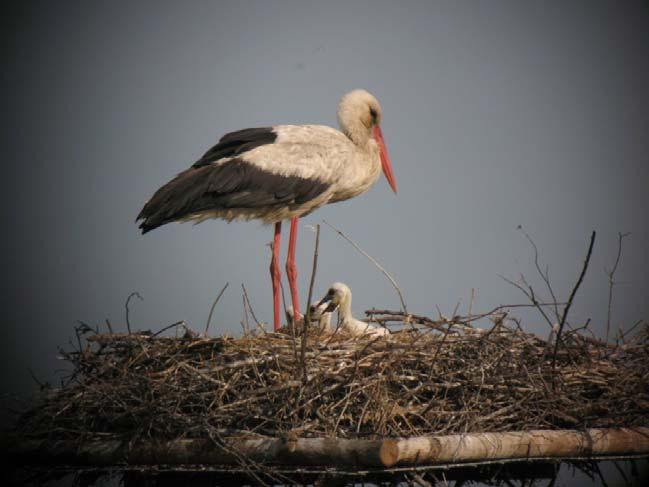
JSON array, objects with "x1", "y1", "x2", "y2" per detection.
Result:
[
  {"x1": 379, "y1": 427, "x2": 649, "y2": 467},
  {"x1": 7, "y1": 427, "x2": 649, "y2": 469}
]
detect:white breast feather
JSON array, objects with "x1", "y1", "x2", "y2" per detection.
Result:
[
  {"x1": 243, "y1": 125, "x2": 381, "y2": 201},
  {"x1": 184, "y1": 125, "x2": 382, "y2": 225}
]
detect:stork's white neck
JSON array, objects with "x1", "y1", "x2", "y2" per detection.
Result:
[
  {"x1": 339, "y1": 121, "x2": 371, "y2": 148},
  {"x1": 337, "y1": 292, "x2": 354, "y2": 325},
  {"x1": 336, "y1": 290, "x2": 362, "y2": 327}
]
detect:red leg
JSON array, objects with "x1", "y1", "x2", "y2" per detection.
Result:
[
  {"x1": 286, "y1": 217, "x2": 300, "y2": 319},
  {"x1": 270, "y1": 222, "x2": 282, "y2": 331}
]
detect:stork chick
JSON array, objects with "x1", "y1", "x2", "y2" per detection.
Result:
[
  {"x1": 313, "y1": 283, "x2": 389, "y2": 338},
  {"x1": 285, "y1": 305, "x2": 333, "y2": 334}
]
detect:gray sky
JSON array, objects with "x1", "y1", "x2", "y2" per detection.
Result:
[{"x1": 3, "y1": 0, "x2": 648, "y2": 400}]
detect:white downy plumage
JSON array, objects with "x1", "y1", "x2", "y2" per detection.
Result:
[{"x1": 314, "y1": 282, "x2": 389, "y2": 338}]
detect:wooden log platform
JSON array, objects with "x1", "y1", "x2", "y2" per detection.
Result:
[
  {"x1": 6, "y1": 427, "x2": 649, "y2": 469},
  {"x1": 379, "y1": 427, "x2": 649, "y2": 467}
]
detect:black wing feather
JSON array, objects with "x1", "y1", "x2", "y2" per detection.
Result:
[
  {"x1": 192, "y1": 127, "x2": 277, "y2": 168},
  {"x1": 137, "y1": 158, "x2": 329, "y2": 233}
]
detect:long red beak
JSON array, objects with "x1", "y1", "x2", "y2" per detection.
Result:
[{"x1": 373, "y1": 125, "x2": 397, "y2": 193}]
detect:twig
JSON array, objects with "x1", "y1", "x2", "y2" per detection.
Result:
[
  {"x1": 323, "y1": 219, "x2": 408, "y2": 314},
  {"x1": 301, "y1": 224, "x2": 320, "y2": 381},
  {"x1": 611, "y1": 460, "x2": 631, "y2": 486},
  {"x1": 241, "y1": 295, "x2": 250, "y2": 336},
  {"x1": 467, "y1": 288, "x2": 475, "y2": 325},
  {"x1": 499, "y1": 274, "x2": 554, "y2": 328},
  {"x1": 125, "y1": 292, "x2": 143, "y2": 334},
  {"x1": 552, "y1": 231, "x2": 596, "y2": 375},
  {"x1": 467, "y1": 301, "x2": 566, "y2": 323},
  {"x1": 365, "y1": 302, "x2": 566, "y2": 334},
  {"x1": 152, "y1": 320, "x2": 187, "y2": 338},
  {"x1": 242, "y1": 284, "x2": 263, "y2": 331},
  {"x1": 619, "y1": 319, "x2": 645, "y2": 343},
  {"x1": 205, "y1": 282, "x2": 229, "y2": 336},
  {"x1": 104, "y1": 319, "x2": 113, "y2": 334},
  {"x1": 73, "y1": 322, "x2": 84, "y2": 353},
  {"x1": 518, "y1": 225, "x2": 561, "y2": 322},
  {"x1": 606, "y1": 232, "x2": 630, "y2": 342}
]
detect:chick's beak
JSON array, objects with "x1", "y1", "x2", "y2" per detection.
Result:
[{"x1": 312, "y1": 292, "x2": 338, "y2": 315}]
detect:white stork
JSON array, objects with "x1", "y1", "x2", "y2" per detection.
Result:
[
  {"x1": 137, "y1": 90, "x2": 397, "y2": 331},
  {"x1": 313, "y1": 282, "x2": 390, "y2": 338}
]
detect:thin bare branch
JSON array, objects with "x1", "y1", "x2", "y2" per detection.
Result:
[
  {"x1": 467, "y1": 288, "x2": 475, "y2": 324},
  {"x1": 499, "y1": 274, "x2": 554, "y2": 327},
  {"x1": 152, "y1": 320, "x2": 187, "y2": 338},
  {"x1": 552, "y1": 231, "x2": 597, "y2": 375},
  {"x1": 301, "y1": 224, "x2": 321, "y2": 381},
  {"x1": 242, "y1": 284, "x2": 263, "y2": 332},
  {"x1": 517, "y1": 225, "x2": 561, "y2": 322},
  {"x1": 619, "y1": 319, "x2": 645, "y2": 343},
  {"x1": 125, "y1": 292, "x2": 143, "y2": 334},
  {"x1": 606, "y1": 232, "x2": 630, "y2": 342},
  {"x1": 104, "y1": 319, "x2": 114, "y2": 334},
  {"x1": 323, "y1": 219, "x2": 408, "y2": 314},
  {"x1": 241, "y1": 295, "x2": 250, "y2": 336},
  {"x1": 205, "y1": 282, "x2": 229, "y2": 336}
]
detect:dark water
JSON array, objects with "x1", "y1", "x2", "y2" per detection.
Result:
[{"x1": 12, "y1": 459, "x2": 649, "y2": 487}]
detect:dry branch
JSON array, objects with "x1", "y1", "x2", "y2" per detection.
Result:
[
  {"x1": 607, "y1": 232, "x2": 630, "y2": 342},
  {"x1": 552, "y1": 231, "x2": 596, "y2": 374},
  {"x1": 324, "y1": 219, "x2": 408, "y2": 314},
  {"x1": 124, "y1": 292, "x2": 143, "y2": 334},
  {"x1": 301, "y1": 224, "x2": 320, "y2": 381},
  {"x1": 205, "y1": 282, "x2": 229, "y2": 336}
]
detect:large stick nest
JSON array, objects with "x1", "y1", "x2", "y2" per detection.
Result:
[{"x1": 13, "y1": 311, "x2": 649, "y2": 443}]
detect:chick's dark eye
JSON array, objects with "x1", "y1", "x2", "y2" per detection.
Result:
[{"x1": 369, "y1": 107, "x2": 378, "y2": 122}]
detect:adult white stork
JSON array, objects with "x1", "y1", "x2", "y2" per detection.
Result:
[
  {"x1": 137, "y1": 89, "x2": 397, "y2": 331},
  {"x1": 313, "y1": 282, "x2": 390, "y2": 337}
]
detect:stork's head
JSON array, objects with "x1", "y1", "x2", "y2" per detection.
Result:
[
  {"x1": 311, "y1": 282, "x2": 352, "y2": 316},
  {"x1": 337, "y1": 90, "x2": 397, "y2": 193}
]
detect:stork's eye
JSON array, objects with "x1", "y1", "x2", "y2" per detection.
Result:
[{"x1": 369, "y1": 107, "x2": 378, "y2": 123}]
